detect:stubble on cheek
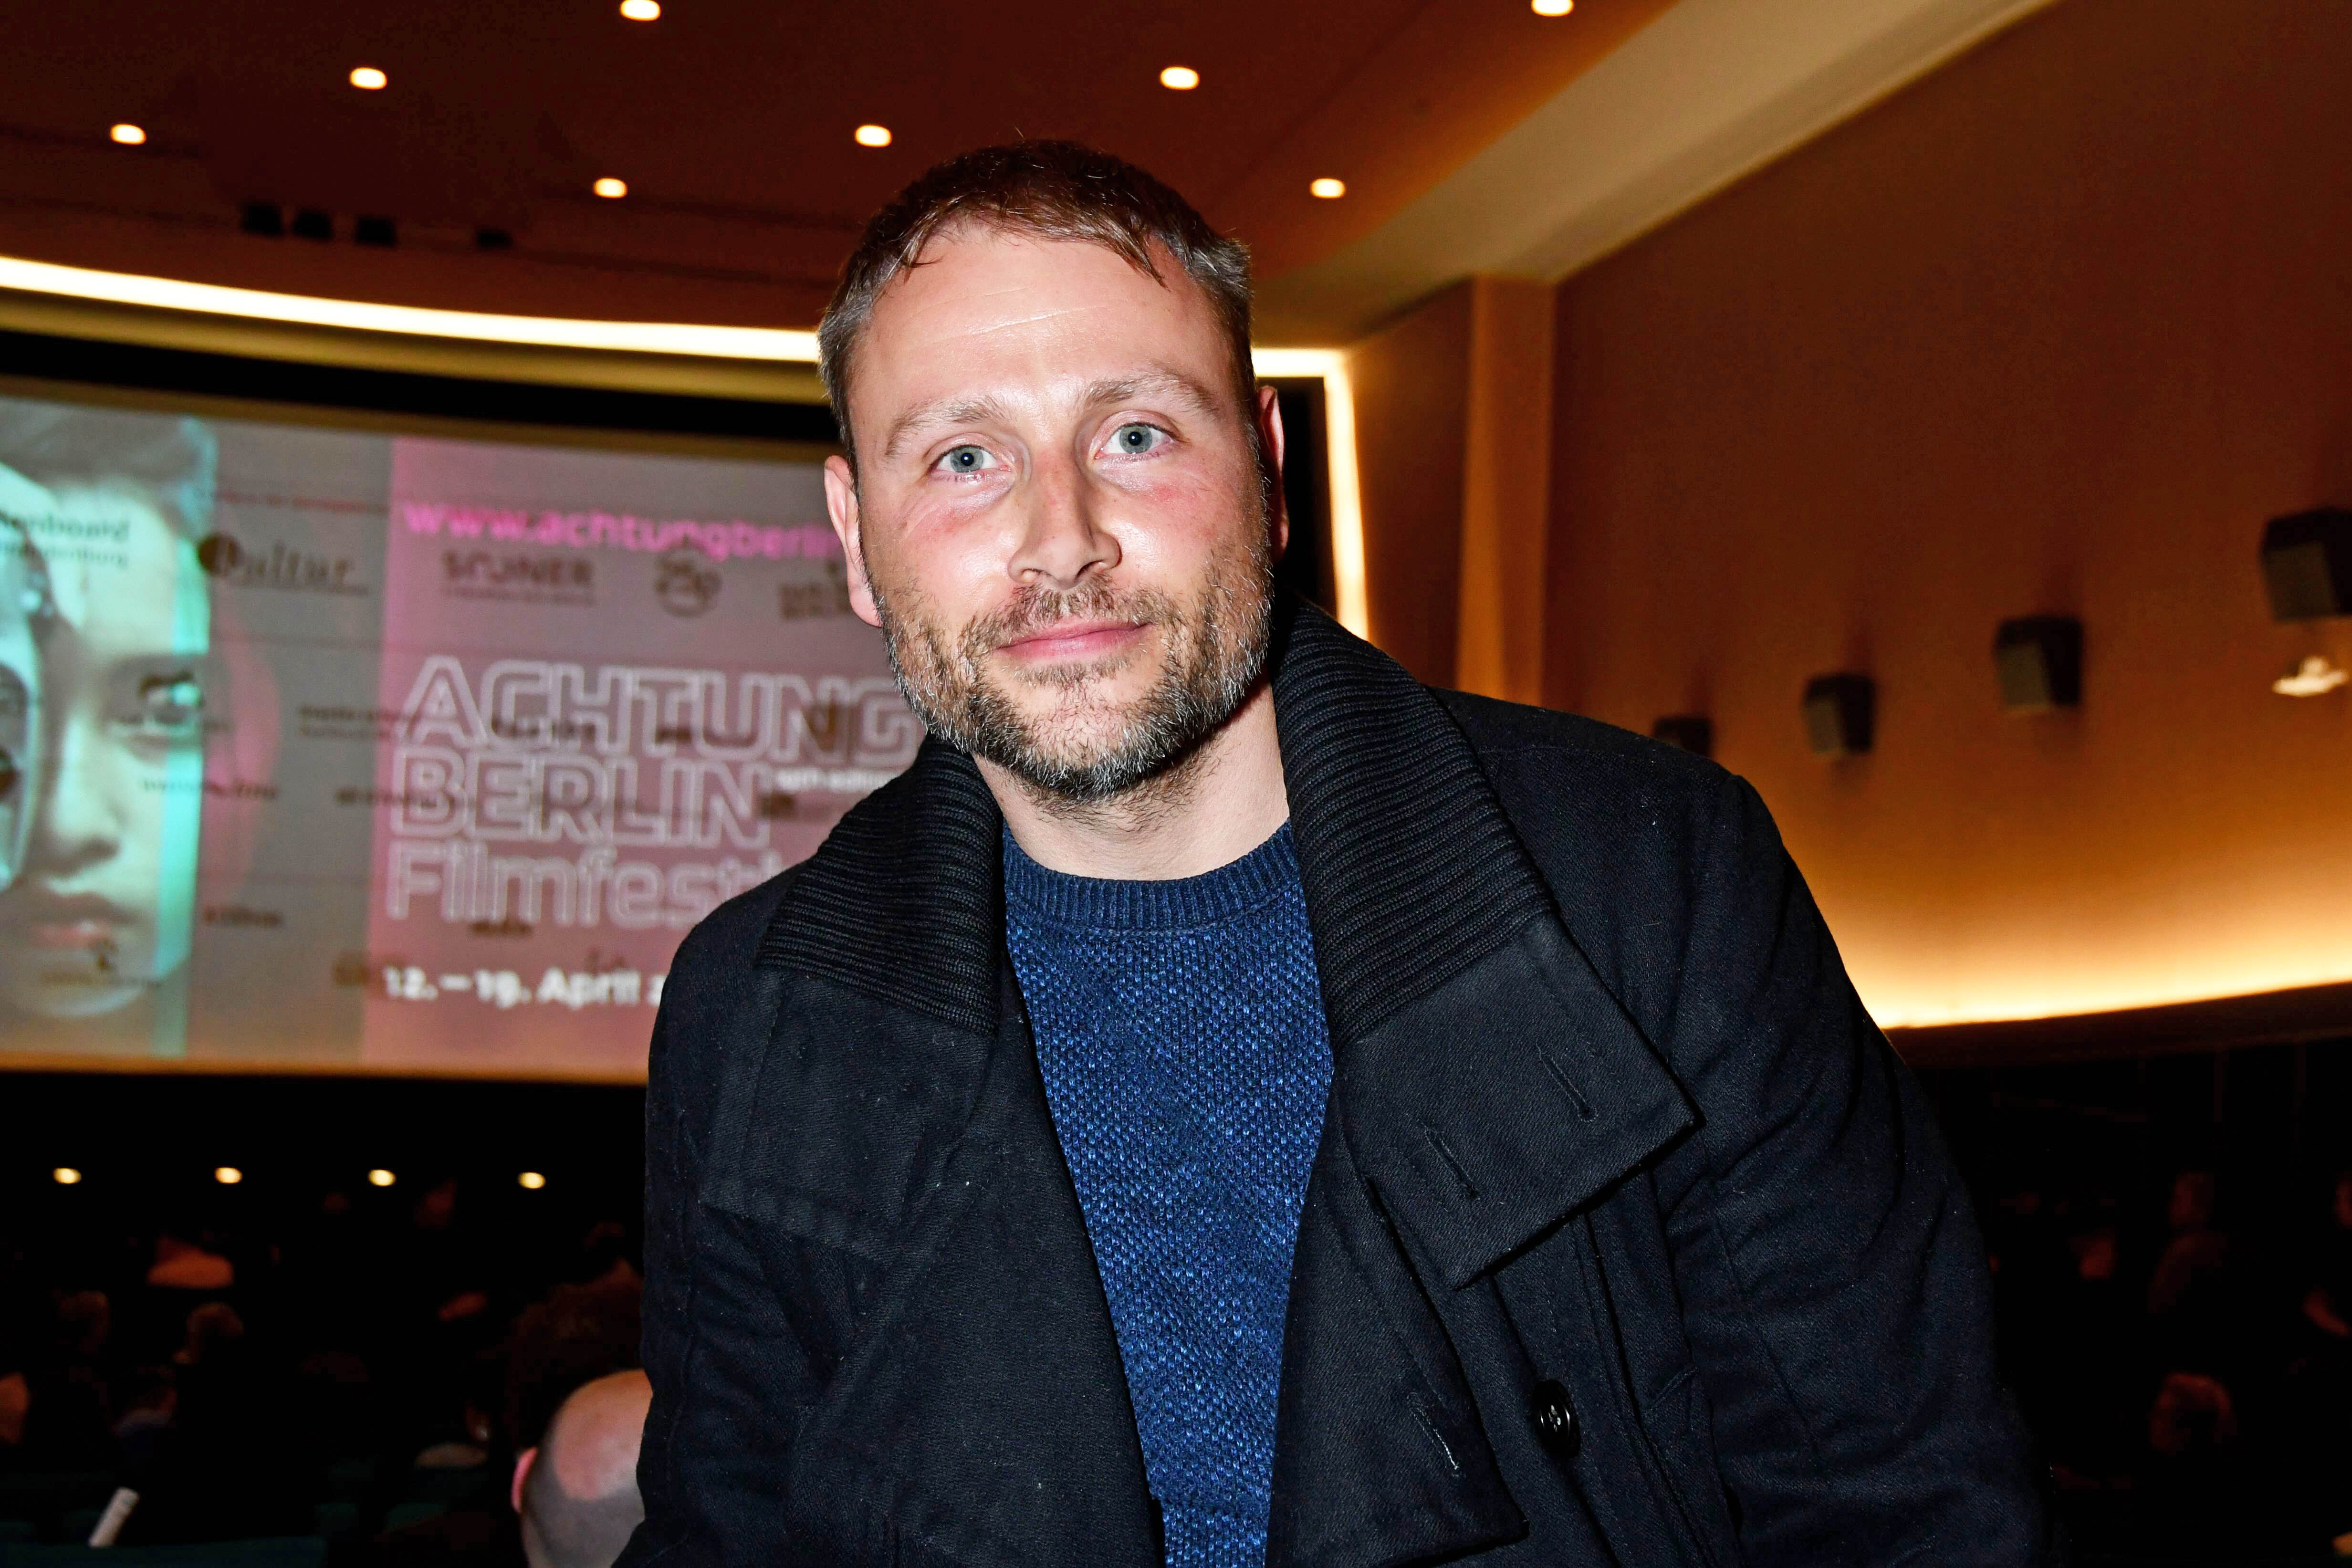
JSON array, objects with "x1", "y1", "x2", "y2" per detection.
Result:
[{"x1": 868, "y1": 528, "x2": 1270, "y2": 805}]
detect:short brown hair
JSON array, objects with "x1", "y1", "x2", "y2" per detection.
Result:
[{"x1": 818, "y1": 141, "x2": 1260, "y2": 478}]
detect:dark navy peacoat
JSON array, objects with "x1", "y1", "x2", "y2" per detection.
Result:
[{"x1": 621, "y1": 602, "x2": 2052, "y2": 1568}]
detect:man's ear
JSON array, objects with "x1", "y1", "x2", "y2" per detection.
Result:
[
  {"x1": 823, "y1": 454, "x2": 885, "y2": 630},
  {"x1": 510, "y1": 1446, "x2": 536, "y2": 1515},
  {"x1": 1257, "y1": 384, "x2": 1289, "y2": 558}
]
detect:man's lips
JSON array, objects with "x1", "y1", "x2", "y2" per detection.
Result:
[{"x1": 995, "y1": 618, "x2": 1146, "y2": 662}]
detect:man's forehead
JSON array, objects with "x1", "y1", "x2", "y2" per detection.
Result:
[
  {"x1": 873, "y1": 230, "x2": 1206, "y2": 349},
  {"x1": 853, "y1": 231, "x2": 1230, "y2": 445}
]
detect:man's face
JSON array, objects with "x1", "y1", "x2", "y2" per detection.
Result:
[
  {"x1": 0, "y1": 487, "x2": 208, "y2": 1018},
  {"x1": 824, "y1": 230, "x2": 1284, "y2": 802}
]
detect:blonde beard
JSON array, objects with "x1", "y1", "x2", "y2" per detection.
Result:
[{"x1": 872, "y1": 533, "x2": 1273, "y2": 806}]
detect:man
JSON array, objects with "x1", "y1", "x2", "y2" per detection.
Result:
[
  {"x1": 627, "y1": 142, "x2": 2047, "y2": 1568},
  {"x1": 518, "y1": 1370, "x2": 654, "y2": 1568}
]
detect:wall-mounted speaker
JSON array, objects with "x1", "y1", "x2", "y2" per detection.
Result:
[
  {"x1": 1651, "y1": 715, "x2": 1713, "y2": 757},
  {"x1": 1994, "y1": 616, "x2": 2082, "y2": 711},
  {"x1": 2261, "y1": 509, "x2": 2352, "y2": 621},
  {"x1": 1802, "y1": 674, "x2": 1874, "y2": 757}
]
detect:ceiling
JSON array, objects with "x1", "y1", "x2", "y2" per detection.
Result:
[
  {"x1": 1259, "y1": 0, "x2": 2060, "y2": 339},
  {"x1": 0, "y1": 0, "x2": 1678, "y2": 334}
]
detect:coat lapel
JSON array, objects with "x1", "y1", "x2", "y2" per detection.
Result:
[
  {"x1": 1269, "y1": 606, "x2": 1696, "y2": 1568},
  {"x1": 732, "y1": 741, "x2": 1160, "y2": 1567},
  {"x1": 743, "y1": 601, "x2": 1694, "y2": 1567}
]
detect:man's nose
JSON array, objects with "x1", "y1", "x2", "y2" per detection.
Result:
[
  {"x1": 27, "y1": 721, "x2": 124, "y2": 876},
  {"x1": 1008, "y1": 451, "x2": 1120, "y2": 589}
]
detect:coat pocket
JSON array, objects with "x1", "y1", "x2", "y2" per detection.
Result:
[{"x1": 1638, "y1": 1362, "x2": 1742, "y2": 1567}]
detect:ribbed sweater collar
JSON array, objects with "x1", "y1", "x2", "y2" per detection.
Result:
[
  {"x1": 1001, "y1": 822, "x2": 1298, "y2": 933},
  {"x1": 758, "y1": 598, "x2": 1555, "y2": 1047}
]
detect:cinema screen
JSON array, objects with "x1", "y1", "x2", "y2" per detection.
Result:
[{"x1": 0, "y1": 387, "x2": 912, "y2": 1078}]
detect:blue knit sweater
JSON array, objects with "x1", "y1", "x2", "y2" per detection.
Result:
[{"x1": 1003, "y1": 822, "x2": 1333, "y2": 1568}]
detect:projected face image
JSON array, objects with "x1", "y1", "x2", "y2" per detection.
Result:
[
  {"x1": 826, "y1": 232, "x2": 1282, "y2": 804},
  {"x1": 0, "y1": 487, "x2": 209, "y2": 1019},
  {"x1": 0, "y1": 512, "x2": 45, "y2": 891}
]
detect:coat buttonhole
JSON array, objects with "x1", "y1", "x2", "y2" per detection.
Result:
[
  {"x1": 1538, "y1": 1049, "x2": 1597, "y2": 1120},
  {"x1": 1410, "y1": 1396, "x2": 1463, "y2": 1476},
  {"x1": 1422, "y1": 1124, "x2": 1479, "y2": 1201}
]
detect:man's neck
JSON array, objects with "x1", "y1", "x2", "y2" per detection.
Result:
[{"x1": 980, "y1": 684, "x2": 1288, "y2": 882}]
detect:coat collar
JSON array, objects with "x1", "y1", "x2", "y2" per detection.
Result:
[
  {"x1": 759, "y1": 599, "x2": 1694, "y2": 1285},
  {"x1": 760, "y1": 600, "x2": 1556, "y2": 1045},
  {"x1": 752, "y1": 600, "x2": 1693, "y2": 1566}
]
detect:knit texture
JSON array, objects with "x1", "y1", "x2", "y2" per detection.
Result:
[{"x1": 1003, "y1": 823, "x2": 1333, "y2": 1568}]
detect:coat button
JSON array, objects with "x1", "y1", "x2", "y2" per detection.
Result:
[{"x1": 1529, "y1": 1379, "x2": 1578, "y2": 1456}]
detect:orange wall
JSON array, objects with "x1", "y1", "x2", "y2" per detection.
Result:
[
  {"x1": 1543, "y1": 0, "x2": 2352, "y2": 1028},
  {"x1": 1349, "y1": 282, "x2": 1473, "y2": 685}
]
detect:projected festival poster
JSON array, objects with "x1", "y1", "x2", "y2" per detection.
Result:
[{"x1": 0, "y1": 391, "x2": 915, "y2": 1077}]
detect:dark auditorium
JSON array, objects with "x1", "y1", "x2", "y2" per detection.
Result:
[{"x1": 4, "y1": 2, "x2": 2352, "y2": 1565}]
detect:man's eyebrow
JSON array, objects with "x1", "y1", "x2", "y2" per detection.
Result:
[
  {"x1": 880, "y1": 394, "x2": 1015, "y2": 464},
  {"x1": 1074, "y1": 369, "x2": 1224, "y2": 415}
]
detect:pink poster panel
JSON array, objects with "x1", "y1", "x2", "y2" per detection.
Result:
[{"x1": 362, "y1": 436, "x2": 914, "y2": 1076}]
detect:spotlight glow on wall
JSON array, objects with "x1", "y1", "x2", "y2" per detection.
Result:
[
  {"x1": 593, "y1": 177, "x2": 627, "y2": 199},
  {"x1": 214, "y1": 1166, "x2": 244, "y2": 1185},
  {"x1": 518, "y1": 1171, "x2": 547, "y2": 1190},
  {"x1": 1309, "y1": 177, "x2": 1346, "y2": 199},
  {"x1": 1159, "y1": 65, "x2": 1200, "y2": 90},
  {"x1": 2274, "y1": 655, "x2": 2348, "y2": 697},
  {"x1": 108, "y1": 124, "x2": 146, "y2": 146},
  {"x1": 349, "y1": 66, "x2": 387, "y2": 91},
  {"x1": 854, "y1": 124, "x2": 892, "y2": 148}
]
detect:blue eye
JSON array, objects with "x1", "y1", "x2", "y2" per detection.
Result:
[
  {"x1": 1108, "y1": 424, "x2": 1165, "y2": 456},
  {"x1": 936, "y1": 445, "x2": 995, "y2": 475}
]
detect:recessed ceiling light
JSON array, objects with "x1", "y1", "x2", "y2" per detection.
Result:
[
  {"x1": 593, "y1": 177, "x2": 628, "y2": 199},
  {"x1": 854, "y1": 124, "x2": 892, "y2": 148},
  {"x1": 367, "y1": 1168, "x2": 396, "y2": 1187},
  {"x1": 1160, "y1": 65, "x2": 1199, "y2": 90},
  {"x1": 52, "y1": 1167, "x2": 82, "y2": 1185},
  {"x1": 620, "y1": 0, "x2": 660, "y2": 16},
  {"x1": 214, "y1": 1166, "x2": 243, "y2": 1185},
  {"x1": 349, "y1": 66, "x2": 387, "y2": 91},
  {"x1": 518, "y1": 1171, "x2": 548, "y2": 1190},
  {"x1": 1531, "y1": 0, "x2": 1574, "y2": 13},
  {"x1": 1310, "y1": 177, "x2": 1346, "y2": 199},
  {"x1": 108, "y1": 124, "x2": 146, "y2": 146}
]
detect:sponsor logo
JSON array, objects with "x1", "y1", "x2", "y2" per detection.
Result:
[
  {"x1": 777, "y1": 561, "x2": 854, "y2": 621},
  {"x1": 468, "y1": 916, "x2": 533, "y2": 938},
  {"x1": 654, "y1": 550, "x2": 721, "y2": 617},
  {"x1": 333, "y1": 951, "x2": 390, "y2": 987},
  {"x1": 202, "y1": 904, "x2": 282, "y2": 928},
  {"x1": 197, "y1": 533, "x2": 369, "y2": 596},
  {"x1": 299, "y1": 705, "x2": 410, "y2": 742},
  {"x1": 142, "y1": 777, "x2": 279, "y2": 800},
  {"x1": 336, "y1": 785, "x2": 460, "y2": 811},
  {"x1": 439, "y1": 550, "x2": 594, "y2": 606}
]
